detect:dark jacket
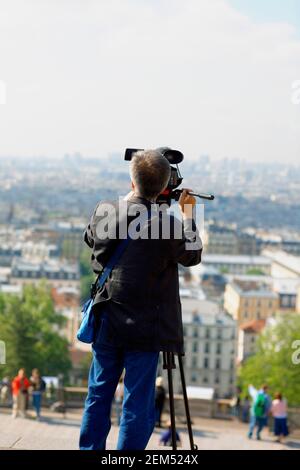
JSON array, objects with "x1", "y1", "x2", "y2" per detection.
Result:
[{"x1": 84, "y1": 195, "x2": 202, "y2": 353}]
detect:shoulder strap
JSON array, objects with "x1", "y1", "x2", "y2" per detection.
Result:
[
  {"x1": 95, "y1": 208, "x2": 152, "y2": 291},
  {"x1": 96, "y1": 238, "x2": 130, "y2": 291}
]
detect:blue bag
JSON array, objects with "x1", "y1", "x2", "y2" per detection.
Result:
[{"x1": 77, "y1": 238, "x2": 130, "y2": 344}]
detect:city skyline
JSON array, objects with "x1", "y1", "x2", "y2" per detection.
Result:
[{"x1": 0, "y1": 0, "x2": 299, "y2": 163}]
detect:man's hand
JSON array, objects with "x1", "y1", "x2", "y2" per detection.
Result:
[{"x1": 178, "y1": 189, "x2": 196, "y2": 219}]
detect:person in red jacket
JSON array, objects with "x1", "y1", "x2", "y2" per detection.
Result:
[{"x1": 12, "y1": 368, "x2": 30, "y2": 418}]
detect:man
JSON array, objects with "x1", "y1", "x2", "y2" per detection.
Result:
[
  {"x1": 79, "y1": 149, "x2": 202, "y2": 450},
  {"x1": 12, "y1": 368, "x2": 30, "y2": 418},
  {"x1": 248, "y1": 384, "x2": 272, "y2": 440}
]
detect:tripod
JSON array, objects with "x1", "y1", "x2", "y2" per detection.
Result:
[{"x1": 162, "y1": 351, "x2": 198, "y2": 451}]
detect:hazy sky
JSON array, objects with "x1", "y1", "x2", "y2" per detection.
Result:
[{"x1": 0, "y1": 0, "x2": 299, "y2": 163}]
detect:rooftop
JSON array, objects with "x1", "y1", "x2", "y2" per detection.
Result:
[
  {"x1": 203, "y1": 254, "x2": 271, "y2": 265},
  {"x1": 0, "y1": 284, "x2": 22, "y2": 295},
  {"x1": 181, "y1": 298, "x2": 235, "y2": 326},
  {"x1": 263, "y1": 250, "x2": 300, "y2": 276},
  {"x1": 11, "y1": 258, "x2": 80, "y2": 277},
  {"x1": 240, "y1": 319, "x2": 266, "y2": 334},
  {"x1": 229, "y1": 280, "x2": 278, "y2": 298}
]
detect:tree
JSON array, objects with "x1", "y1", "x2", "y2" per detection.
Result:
[
  {"x1": 239, "y1": 313, "x2": 300, "y2": 405},
  {"x1": 245, "y1": 268, "x2": 264, "y2": 275},
  {"x1": 0, "y1": 283, "x2": 71, "y2": 379}
]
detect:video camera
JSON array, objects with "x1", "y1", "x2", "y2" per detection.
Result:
[{"x1": 124, "y1": 147, "x2": 214, "y2": 206}]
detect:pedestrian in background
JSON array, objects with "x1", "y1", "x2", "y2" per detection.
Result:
[
  {"x1": 241, "y1": 395, "x2": 251, "y2": 423},
  {"x1": 12, "y1": 368, "x2": 30, "y2": 418},
  {"x1": 0, "y1": 377, "x2": 11, "y2": 405},
  {"x1": 271, "y1": 392, "x2": 289, "y2": 443},
  {"x1": 159, "y1": 421, "x2": 181, "y2": 447},
  {"x1": 30, "y1": 368, "x2": 46, "y2": 420},
  {"x1": 155, "y1": 376, "x2": 166, "y2": 428},
  {"x1": 247, "y1": 384, "x2": 271, "y2": 440}
]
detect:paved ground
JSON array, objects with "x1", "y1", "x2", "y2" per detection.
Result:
[{"x1": 0, "y1": 409, "x2": 300, "y2": 450}]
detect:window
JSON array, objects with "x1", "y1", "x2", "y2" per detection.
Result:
[
  {"x1": 193, "y1": 328, "x2": 198, "y2": 338},
  {"x1": 205, "y1": 342, "x2": 210, "y2": 354},
  {"x1": 205, "y1": 328, "x2": 210, "y2": 339},
  {"x1": 215, "y1": 359, "x2": 221, "y2": 370},
  {"x1": 216, "y1": 343, "x2": 222, "y2": 355},
  {"x1": 191, "y1": 357, "x2": 197, "y2": 368},
  {"x1": 192, "y1": 342, "x2": 198, "y2": 353},
  {"x1": 204, "y1": 357, "x2": 209, "y2": 369},
  {"x1": 215, "y1": 375, "x2": 220, "y2": 384},
  {"x1": 217, "y1": 329, "x2": 222, "y2": 340},
  {"x1": 191, "y1": 374, "x2": 197, "y2": 383}
]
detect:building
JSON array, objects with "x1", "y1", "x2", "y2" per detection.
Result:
[
  {"x1": 225, "y1": 274, "x2": 299, "y2": 313},
  {"x1": 0, "y1": 244, "x2": 22, "y2": 266},
  {"x1": 10, "y1": 258, "x2": 80, "y2": 289},
  {"x1": 204, "y1": 223, "x2": 258, "y2": 256},
  {"x1": 224, "y1": 280, "x2": 279, "y2": 324},
  {"x1": 21, "y1": 241, "x2": 59, "y2": 259},
  {"x1": 202, "y1": 254, "x2": 271, "y2": 275},
  {"x1": 204, "y1": 224, "x2": 239, "y2": 255},
  {"x1": 51, "y1": 286, "x2": 81, "y2": 346},
  {"x1": 237, "y1": 319, "x2": 266, "y2": 363},
  {"x1": 255, "y1": 231, "x2": 300, "y2": 256},
  {"x1": 272, "y1": 278, "x2": 299, "y2": 311},
  {"x1": 263, "y1": 250, "x2": 300, "y2": 279},
  {"x1": 297, "y1": 286, "x2": 300, "y2": 314},
  {"x1": 0, "y1": 284, "x2": 22, "y2": 295},
  {"x1": 159, "y1": 298, "x2": 237, "y2": 399}
]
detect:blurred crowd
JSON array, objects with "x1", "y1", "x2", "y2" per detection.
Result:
[{"x1": 0, "y1": 368, "x2": 56, "y2": 420}]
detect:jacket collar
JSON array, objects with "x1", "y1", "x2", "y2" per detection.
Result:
[{"x1": 127, "y1": 195, "x2": 155, "y2": 209}]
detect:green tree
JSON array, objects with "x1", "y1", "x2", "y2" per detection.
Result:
[
  {"x1": 0, "y1": 283, "x2": 71, "y2": 379},
  {"x1": 239, "y1": 313, "x2": 300, "y2": 405},
  {"x1": 245, "y1": 268, "x2": 264, "y2": 275}
]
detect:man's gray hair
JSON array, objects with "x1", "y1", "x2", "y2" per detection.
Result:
[{"x1": 130, "y1": 149, "x2": 171, "y2": 200}]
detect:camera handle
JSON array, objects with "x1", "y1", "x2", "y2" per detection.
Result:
[
  {"x1": 172, "y1": 189, "x2": 214, "y2": 201},
  {"x1": 162, "y1": 351, "x2": 198, "y2": 451}
]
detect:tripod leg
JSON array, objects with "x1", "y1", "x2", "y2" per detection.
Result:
[
  {"x1": 178, "y1": 354, "x2": 198, "y2": 450},
  {"x1": 163, "y1": 352, "x2": 177, "y2": 451}
]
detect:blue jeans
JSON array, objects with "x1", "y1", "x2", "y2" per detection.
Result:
[
  {"x1": 32, "y1": 392, "x2": 42, "y2": 417},
  {"x1": 79, "y1": 314, "x2": 159, "y2": 450},
  {"x1": 248, "y1": 415, "x2": 266, "y2": 438}
]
